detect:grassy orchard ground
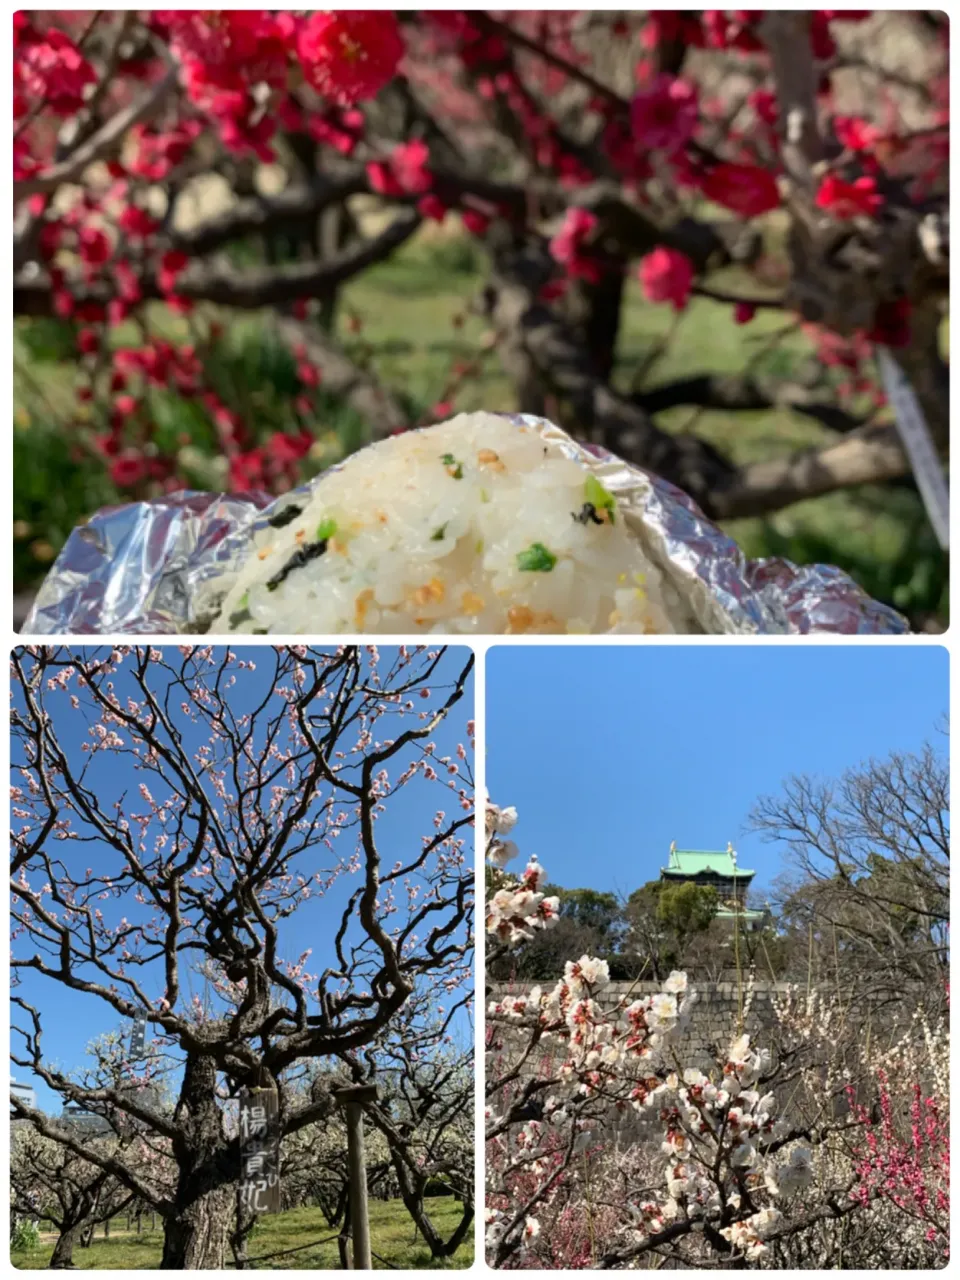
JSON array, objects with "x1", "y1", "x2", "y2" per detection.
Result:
[
  {"x1": 13, "y1": 222, "x2": 948, "y2": 627},
  {"x1": 11, "y1": 1198, "x2": 473, "y2": 1270}
]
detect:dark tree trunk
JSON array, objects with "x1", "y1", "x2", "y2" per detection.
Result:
[
  {"x1": 49, "y1": 1223, "x2": 81, "y2": 1269},
  {"x1": 337, "y1": 1199, "x2": 352, "y2": 1269},
  {"x1": 565, "y1": 263, "x2": 626, "y2": 385},
  {"x1": 230, "y1": 1184, "x2": 257, "y2": 1270},
  {"x1": 392, "y1": 1157, "x2": 474, "y2": 1260},
  {"x1": 161, "y1": 1054, "x2": 233, "y2": 1270}
]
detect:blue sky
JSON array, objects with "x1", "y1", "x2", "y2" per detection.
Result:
[
  {"x1": 12, "y1": 646, "x2": 475, "y2": 1112},
  {"x1": 487, "y1": 643, "x2": 947, "y2": 902}
]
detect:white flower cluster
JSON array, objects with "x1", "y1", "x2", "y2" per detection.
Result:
[
  {"x1": 486, "y1": 801, "x2": 519, "y2": 868},
  {"x1": 485, "y1": 800, "x2": 559, "y2": 945},
  {"x1": 719, "y1": 1204, "x2": 783, "y2": 1260},
  {"x1": 485, "y1": 798, "x2": 815, "y2": 1267}
]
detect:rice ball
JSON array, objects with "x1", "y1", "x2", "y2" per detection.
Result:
[{"x1": 211, "y1": 413, "x2": 683, "y2": 634}]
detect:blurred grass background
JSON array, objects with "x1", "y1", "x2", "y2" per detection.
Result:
[
  {"x1": 11, "y1": 1197, "x2": 473, "y2": 1269},
  {"x1": 13, "y1": 226, "x2": 948, "y2": 629}
]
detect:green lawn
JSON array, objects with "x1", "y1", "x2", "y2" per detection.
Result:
[
  {"x1": 13, "y1": 227, "x2": 948, "y2": 626},
  {"x1": 12, "y1": 1197, "x2": 474, "y2": 1270}
]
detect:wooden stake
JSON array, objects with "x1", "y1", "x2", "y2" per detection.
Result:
[{"x1": 334, "y1": 1084, "x2": 378, "y2": 1270}]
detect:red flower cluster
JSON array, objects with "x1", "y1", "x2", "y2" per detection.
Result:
[
  {"x1": 548, "y1": 208, "x2": 602, "y2": 283},
  {"x1": 229, "y1": 431, "x2": 314, "y2": 493},
  {"x1": 700, "y1": 162, "x2": 781, "y2": 218},
  {"x1": 15, "y1": 19, "x2": 96, "y2": 118},
  {"x1": 630, "y1": 75, "x2": 699, "y2": 154},
  {"x1": 834, "y1": 114, "x2": 882, "y2": 153},
  {"x1": 815, "y1": 174, "x2": 884, "y2": 219},
  {"x1": 368, "y1": 139, "x2": 432, "y2": 196},
  {"x1": 639, "y1": 247, "x2": 695, "y2": 312},
  {"x1": 297, "y1": 11, "x2": 405, "y2": 106}
]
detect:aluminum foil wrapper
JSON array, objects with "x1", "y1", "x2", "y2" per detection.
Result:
[{"x1": 22, "y1": 416, "x2": 909, "y2": 635}]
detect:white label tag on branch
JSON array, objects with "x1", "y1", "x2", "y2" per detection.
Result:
[{"x1": 876, "y1": 346, "x2": 950, "y2": 550}]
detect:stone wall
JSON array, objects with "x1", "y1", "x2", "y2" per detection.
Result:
[
  {"x1": 487, "y1": 980, "x2": 820, "y2": 1136},
  {"x1": 489, "y1": 980, "x2": 793, "y2": 1073}
]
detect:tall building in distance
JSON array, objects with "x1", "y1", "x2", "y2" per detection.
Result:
[
  {"x1": 660, "y1": 842, "x2": 770, "y2": 931},
  {"x1": 10, "y1": 1079, "x2": 37, "y2": 1122}
]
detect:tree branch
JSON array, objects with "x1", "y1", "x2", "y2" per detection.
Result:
[{"x1": 14, "y1": 69, "x2": 178, "y2": 202}]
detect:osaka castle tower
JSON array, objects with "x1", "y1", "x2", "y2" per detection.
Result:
[{"x1": 660, "y1": 842, "x2": 770, "y2": 931}]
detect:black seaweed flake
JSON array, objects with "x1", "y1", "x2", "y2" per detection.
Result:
[
  {"x1": 266, "y1": 503, "x2": 303, "y2": 530},
  {"x1": 572, "y1": 502, "x2": 605, "y2": 526},
  {"x1": 228, "y1": 607, "x2": 253, "y2": 627},
  {"x1": 265, "y1": 539, "x2": 329, "y2": 592}
]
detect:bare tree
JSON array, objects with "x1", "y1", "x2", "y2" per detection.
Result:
[
  {"x1": 750, "y1": 736, "x2": 949, "y2": 1011},
  {"x1": 349, "y1": 988, "x2": 475, "y2": 1259},
  {"x1": 11, "y1": 644, "x2": 474, "y2": 1268}
]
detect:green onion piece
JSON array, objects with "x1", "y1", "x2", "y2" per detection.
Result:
[
  {"x1": 440, "y1": 453, "x2": 463, "y2": 479},
  {"x1": 516, "y1": 542, "x2": 557, "y2": 572},
  {"x1": 584, "y1": 475, "x2": 616, "y2": 523},
  {"x1": 316, "y1": 517, "x2": 338, "y2": 541}
]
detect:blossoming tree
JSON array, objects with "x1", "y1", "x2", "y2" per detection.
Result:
[
  {"x1": 355, "y1": 987, "x2": 476, "y2": 1259},
  {"x1": 484, "y1": 797, "x2": 949, "y2": 1269},
  {"x1": 11, "y1": 644, "x2": 474, "y2": 1268},
  {"x1": 11, "y1": 1127, "x2": 136, "y2": 1268},
  {"x1": 13, "y1": 11, "x2": 948, "y2": 535}
]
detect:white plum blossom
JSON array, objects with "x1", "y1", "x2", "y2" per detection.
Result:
[
  {"x1": 563, "y1": 954, "x2": 610, "y2": 991},
  {"x1": 647, "y1": 991, "x2": 679, "y2": 1031},
  {"x1": 770, "y1": 1144, "x2": 815, "y2": 1196},
  {"x1": 487, "y1": 838, "x2": 519, "y2": 868},
  {"x1": 487, "y1": 802, "x2": 519, "y2": 834}
]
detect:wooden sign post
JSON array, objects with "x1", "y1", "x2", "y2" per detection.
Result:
[
  {"x1": 129, "y1": 1013, "x2": 147, "y2": 1058},
  {"x1": 333, "y1": 1084, "x2": 379, "y2": 1270},
  {"x1": 239, "y1": 1087, "x2": 281, "y2": 1215}
]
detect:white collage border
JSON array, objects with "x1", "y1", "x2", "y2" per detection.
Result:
[{"x1": 3, "y1": 1, "x2": 957, "y2": 1275}]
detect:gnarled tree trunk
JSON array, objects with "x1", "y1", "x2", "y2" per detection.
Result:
[
  {"x1": 161, "y1": 1054, "x2": 233, "y2": 1270},
  {"x1": 49, "y1": 1223, "x2": 82, "y2": 1269},
  {"x1": 391, "y1": 1153, "x2": 474, "y2": 1260}
]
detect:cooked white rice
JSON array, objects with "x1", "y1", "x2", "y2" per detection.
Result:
[{"x1": 211, "y1": 413, "x2": 682, "y2": 634}]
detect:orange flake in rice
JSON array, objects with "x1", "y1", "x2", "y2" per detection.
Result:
[
  {"x1": 354, "y1": 588, "x2": 375, "y2": 628},
  {"x1": 413, "y1": 578, "x2": 445, "y2": 607},
  {"x1": 507, "y1": 605, "x2": 535, "y2": 634},
  {"x1": 477, "y1": 448, "x2": 506, "y2": 472}
]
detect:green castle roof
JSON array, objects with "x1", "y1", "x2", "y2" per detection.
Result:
[{"x1": 661, "y1": 847, "x2": 755, "y2": 879}]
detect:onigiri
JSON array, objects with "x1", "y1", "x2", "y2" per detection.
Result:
[{"x1": 210, "y1": 413, "x2": 688, "y2": 634}]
